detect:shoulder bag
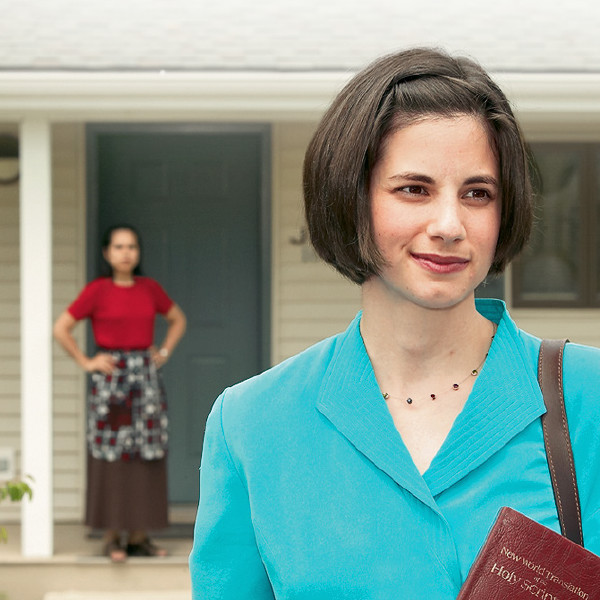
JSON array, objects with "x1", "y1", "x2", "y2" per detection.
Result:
[{"x1": 538, "y1": 338, "x2": 583, "y2": 546}]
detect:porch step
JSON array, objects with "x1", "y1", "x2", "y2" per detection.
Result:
[
  {"x1": 0, "y1": 523, "x2": 193, "y2": 600},
  {"x1": 44, "y1": 592, "x2": 190, "y2": 600},
  {"x1": 0, "y1": 558, "x2": 192, "y2": 600}
]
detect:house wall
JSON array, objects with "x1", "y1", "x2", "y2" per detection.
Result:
[
  {"x1": 51, "y1": 123, "x2": 87, "y2": 522},
  {"x1": 1, "y1": 118, "x2": 599, "y2": 524},
  {"x1": 0, "y1": 122, "x2": 86, "y2": 523},
  {"x1": 271, "y1": 122, "x2": 361, "y2": 365},
  {"x1": 0, "y1": 123, "x2": 20, "y2": 523}
]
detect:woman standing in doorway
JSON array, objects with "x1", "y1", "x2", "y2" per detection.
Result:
[
  {"x1": 189, "y1": 48, "x2": 600, "y2": 598},
  {"x1": 54, "y1": 224, "x2": 186, "y2": 562}
]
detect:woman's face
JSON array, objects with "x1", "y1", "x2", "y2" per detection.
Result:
[
  {"x1": 368, "y1": 115, "x2": 501, "y2": 310},
  {"x1": 103, "y1": 229, "x2": 140, "y2": 278}
]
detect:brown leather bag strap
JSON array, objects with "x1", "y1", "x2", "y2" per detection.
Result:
[{"x1": 538, "y1": 338, "x2": 583, "y2": 546}]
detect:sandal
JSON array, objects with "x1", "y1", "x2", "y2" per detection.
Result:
[
  {"x1": 126, "y1": 538, "x2": 168, "y2": 557},
  {"x1": 104, "y1": 539, "x2": 127, "y2": 563}
]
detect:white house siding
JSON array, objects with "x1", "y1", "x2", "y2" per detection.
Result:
[
  {"x1": 272, "y1": 122, "x2": 361, "y2": 365},
  {"x1": 51, "y1": 123, "x2": 87, "y2": 522},
  {"x1": 512, "y1": 308, "x2": 600, "y2": 348},
  {"x1": 0, "y1": 123, "x2": 21, "y2": 523},
  {"x1": 0, "y1": 122, "x2": 86, "y2": 524}
]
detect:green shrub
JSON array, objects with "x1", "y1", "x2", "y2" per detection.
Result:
[{"x1": 0, "y1": 478, "x2": 33, "y2": 542}]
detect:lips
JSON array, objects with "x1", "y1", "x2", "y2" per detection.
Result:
[{"x1": 411, "y1": 253, "x2": 469, "y2": 274}]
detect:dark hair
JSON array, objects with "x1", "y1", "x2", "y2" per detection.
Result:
[
  {"x1": 100, "y1": 224, "x2": 143, "y2": 277},
  {"x1": 303, "y1": 47, "x2": 534, "y2": 284}
]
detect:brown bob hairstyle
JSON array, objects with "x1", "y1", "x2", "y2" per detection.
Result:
[{"x1": 303, "y1": 47, "x2": 534, "y2": 285}]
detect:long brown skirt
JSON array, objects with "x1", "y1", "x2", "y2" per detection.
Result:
[{"x1": 86, "y1": 453, "x2": 169, "y2": 531}]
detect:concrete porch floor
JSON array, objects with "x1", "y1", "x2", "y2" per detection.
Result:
[
  {"x1": 0, "y1": 523, "x2": 193, "y2": 600},
  {"x1": 0, "y1": 522, "x2": 194, "y2": 560}
]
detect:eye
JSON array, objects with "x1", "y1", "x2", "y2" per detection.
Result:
[
  {"x1": 464, "y1": 189, "x2": 493, "y2": 203},
  {"x1": 398, "y1": 185, "x2": 428, "y2": 196}
]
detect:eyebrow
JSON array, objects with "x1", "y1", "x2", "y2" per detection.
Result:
[
  {"x1": 387, "y1": 173, "x2": 434, "y2": 184},
  {"x1": 464, "y1": 175, "x2": 499, "y2": 187},
  {"x1": 387, "y1": 172, "x2": 499, "y2": 187}
]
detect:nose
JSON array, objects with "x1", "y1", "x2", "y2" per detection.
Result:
[{"x1": 426, "y1": 199, "x2": 466, "y2": 243}]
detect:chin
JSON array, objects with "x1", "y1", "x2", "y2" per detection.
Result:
[{"x1": 410, "y1": 287, "x2": 476, "y2": 311}]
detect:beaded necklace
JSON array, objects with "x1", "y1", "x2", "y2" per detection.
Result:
[{"x1": 382, "y1": 324, "x2": 496, "y2": 405}]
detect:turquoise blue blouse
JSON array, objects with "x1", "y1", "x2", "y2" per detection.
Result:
[{"x1": 189, "y1": 299, "x2": 600, "y2": 599}]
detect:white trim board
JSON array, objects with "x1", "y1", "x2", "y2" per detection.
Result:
[{"x1": 0, "y1": 71, "x2": 599, "y2": 124}]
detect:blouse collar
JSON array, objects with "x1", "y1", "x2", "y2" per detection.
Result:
[{"x1": 315, "y1": 299, "x2": 545, "y2": 511}]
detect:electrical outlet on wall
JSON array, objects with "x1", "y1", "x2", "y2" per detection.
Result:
[{"x1": 0, "y1": 447, "x2": 15, "y2": 480}]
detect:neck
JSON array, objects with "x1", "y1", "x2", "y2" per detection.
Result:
[
  {"x1": 112, "y1": 272, "x2": 135, "y2": 285},
  {"x1": 361, "y1": 289, "x2": 484, "y2": 353},
  {"x1": 360, "y1": 283, "x2": 494, "y2": 400}
]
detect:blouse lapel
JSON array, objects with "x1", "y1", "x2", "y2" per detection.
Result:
[
  {"x1": 315, "y1": 303, "x2": 546, "y2": 508},
  {"x1": 424, "y1": 303, "x2": 546, "y2": 495},
  {"x1": 315, "y1": 314, "x2": 439, "y2": 513}
]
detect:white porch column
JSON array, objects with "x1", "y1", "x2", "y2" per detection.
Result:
[{"x1": 19, "y1": 118, "x2": 53, "y2": 557}]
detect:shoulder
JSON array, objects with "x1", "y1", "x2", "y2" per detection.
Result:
[
  {"x1": 77, "y1": 277, "x2": 112, "y2": 297},
  {"x1": 491, "y1": 309, "x2": 600, "y2": 496},
  {"x1": 524, "y1": 338, "x2": 600, "y2": 469},
  {"x1": 215, "y1": 327, "x2": 350, "y2": 438},
  {"x1": 68, "y1": 277, "x2": 112, "y2": 316},
  {"x1": 135, "y1": 276, "x2": 169, "y2": 294},
  {"x1": 562, "y1": 341, "x2": 600, "y2": 408},
  {"x1": 514, "y1": 324, "x2": 600, "y2": 405},
  {"x1": 208, "y1": 329, "x2": 350, "y2": 468},
  {"x1": 134, "y1": 276, "x2": 159, "y2": 288},
  {"x1": 134, "y1": 277, "x2": 173, "y2": 312},
  {"x1": 558, "y1": 342, "x2": 600, "y2": 516},
  {"x1": 489, "y1": 300, "x2": 600, "y2": 412},
  {"x1": 133, "y1": 276, "x2": 164, "y2": 295},
  {"x1": 87, "y1": 276, "x2": 111, "y2": 290},
  {"x1": 563, "y1": 340, "x2": 600, "y2": 372},
  {"x1": 227, "y1": 332, "x2": 342, "y2": 406}
]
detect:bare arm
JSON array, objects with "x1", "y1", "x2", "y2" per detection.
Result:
[
  {"x1": 52, "y1": 310, "x2": 115, "y2": 374},
  {"x1": 151, "y1": 303, "x2": 187, "y2": 367}
]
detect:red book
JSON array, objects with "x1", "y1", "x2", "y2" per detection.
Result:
[{"x1": 457, "y1": 507, "x2": 600, "y2": 599}]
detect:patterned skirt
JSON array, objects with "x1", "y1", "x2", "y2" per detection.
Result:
[{"x1": 88, "y1": 349, "x2": 168, "y2": 462}]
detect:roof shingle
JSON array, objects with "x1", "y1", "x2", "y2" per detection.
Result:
[{"x1": 2, "y1": 0, "x2": 600, "y2": 73}]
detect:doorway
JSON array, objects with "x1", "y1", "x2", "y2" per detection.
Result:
[{"x1": 86, "y1": 124, "x2": 271, "y2": 505}]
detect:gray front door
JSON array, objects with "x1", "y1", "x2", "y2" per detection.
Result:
[{"x1": 87, "y1": 125, "x2": 270, "y2": 504}]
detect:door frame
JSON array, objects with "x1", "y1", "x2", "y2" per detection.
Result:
[{"x1": 85, "y1": 122, "x2": 272, "y2": 372}]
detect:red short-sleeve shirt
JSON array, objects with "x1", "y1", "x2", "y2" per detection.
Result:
[{"x1": 68, "y1": 276, "x2": 174, "y2": 350}]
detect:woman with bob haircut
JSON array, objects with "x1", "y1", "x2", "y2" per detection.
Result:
[{"x1": 189, "y1": 48, "x2": 600, "y2": 598}]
